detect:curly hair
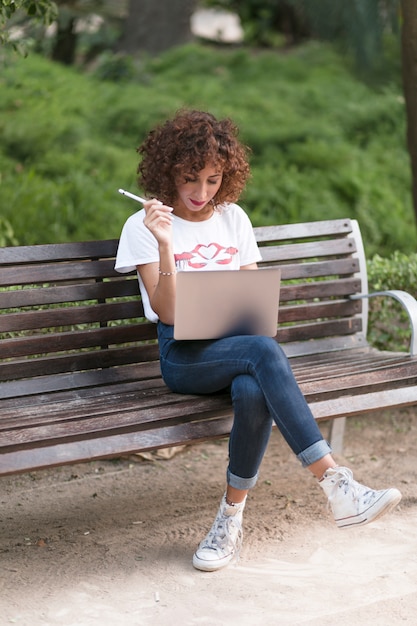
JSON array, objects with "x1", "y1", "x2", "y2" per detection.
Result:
[{"x1": 137, "y1": 109, "x2": 251, "y2": 207}]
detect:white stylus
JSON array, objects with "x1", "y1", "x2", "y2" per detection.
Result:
[{"x1": 118, "y1": 188, "x2": 147, "y2": 204}]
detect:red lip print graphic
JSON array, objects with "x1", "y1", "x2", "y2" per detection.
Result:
[
  {"x1": 194, "y1": 243, "x2": 223, "y2": 259},
  {"x1": 175, "y1": 243, "x2": 238, "y2": 268}
]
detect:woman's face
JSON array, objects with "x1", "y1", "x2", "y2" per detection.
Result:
[{"x1": 174, "y1": 164, "x2": 223, "y2": 221}]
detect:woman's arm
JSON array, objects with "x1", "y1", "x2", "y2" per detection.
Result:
[
  {"x1": 138, "y1": 258, "x2": 176, "y2": 325},
  {"x1": 138, "y1": 199, "x2": 177, "y2": 325}
]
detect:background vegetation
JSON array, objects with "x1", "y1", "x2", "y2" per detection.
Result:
[{"x1": 0, "y1": 40, "x2": 414, "y2": 259}]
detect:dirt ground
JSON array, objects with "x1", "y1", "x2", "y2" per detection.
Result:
[{"x1": 1, "y1": 408, "x2": 416, "y2": 626}]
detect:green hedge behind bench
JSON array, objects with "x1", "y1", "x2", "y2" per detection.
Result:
[{"x1": 367, "y1": 252, "x2": 417, "y2": 352}]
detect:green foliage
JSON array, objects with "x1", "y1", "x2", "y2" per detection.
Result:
[
  {"x1": 0, "y1": 0, "x2": 57, "y2": 51},
  {"x1": 367, "y1": 252, "x2": 417, "y2": 351},
  {"x1": 0, "y1": 0, "x2": 56, "y2": 21},
  {"x1": 0, "y1": 42, "x2": 414, "y2": 255},
  {"x1": 92, "y1": 52, "x2": 138, "y2": 83},
  {"x1": 369, "y1": 252, "x2": 417, "y2": 294},
  {"x1": 0, "y1": 216, "x2": 18, "y2": 246}
]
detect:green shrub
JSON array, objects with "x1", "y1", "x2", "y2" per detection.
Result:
[
  {"x1": 367, "y1": 252, "x2": 417, "y2": 352},
  {"x1": 0, "y1": 217, "x2": 18, "y2": 246},
  {"x1": 92, "y1": 52, "x2": 137, "y2": 83},
  {"x1": 0, "y1": 43, "x2": 414, "y2": 255}
]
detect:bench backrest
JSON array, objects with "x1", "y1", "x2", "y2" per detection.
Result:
[{"x1": 0, "y1": 218, "x2": 367, "y2": 399}]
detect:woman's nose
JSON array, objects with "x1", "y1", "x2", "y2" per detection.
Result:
[{"x1": 196, "y1": 183, "x2": 208, "y2": 199}]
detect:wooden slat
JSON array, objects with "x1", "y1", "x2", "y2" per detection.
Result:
[
  {"x1": 292, "y1": 352, "x2": 410, "y2": 380},
  {"x1": 0, "y1": 357, "x2": 161, "y2": 398},
  {"x1": 279, "y1": 278, "x2": 362, "y2": 302},
  {"x1": 283, "y1": 334, "x2": 368, "y2": 357},
  {"x1": 253, "y1": 218, "x2": 353, "y2": 242},
  {"x1": 0, "y1": 259, "x2": 117, "y2": 287},
  {"x1": 266, "y1": 258, "x2": 360, "y2": 280},
  {"x1": 0, "y1": 345, "x2": 159, "y2": 382},
  {"x1": 1, "y1": 323, "x2": 157, "y2": 359},
  {"x1": 258, "y1": 237, "x2": 356, "y2": 263},
  {"x1": 278, "y1": 299, "x2": 361, "y2": 324},
  {"x1": 0, "y1": 239, "x2": 118, "y2": 264},
  {"x1": 311, "y1": 386, "x2": 417, "y2": 420},
  {"x1": 277, "y1": 317, "x2": 363, "y2": 343},
  {"x1": 0, "y1": 300, "x2": 143, "y2": 332},
  {"x1": 0, "y1": 388, "x2": 186, "y2": 439},
  {"x1": 301, "y1": 360, "x2": 417, "y2": 398},
  {"x1": 0, "y1": 376, "x2": 166, "y2": 415},
  {"x1": 0, "y1": 414, "x2": 235, "y2": 476},
  {"x1": 0, "y1": 278, "x2": 138, "y2": 309}
]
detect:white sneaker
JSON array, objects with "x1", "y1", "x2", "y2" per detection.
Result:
[
  {"x1": 320, "y1": 466, "x2": 402, "y2": 529},
  {"x1": 193, "y1": 494, "x2": 246, "y2": 572}
]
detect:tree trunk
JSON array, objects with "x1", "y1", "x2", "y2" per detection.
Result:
[
  {"x1": 401, "y1": 0, "x2": 417, "y2": 233},
  {"x1": 118, "y1": 0, "x2": 198, "y2": 55},
  {"x1": 51, "y1": 15, "x2": 77, "y2": 65}
]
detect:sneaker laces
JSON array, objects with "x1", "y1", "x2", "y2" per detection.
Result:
[
  {"x1": 200, "y1": 507, "x2": 243, "y2": 557},
  {"x1": 326, "y1": 467, "x2": 377, "y2": 509}
]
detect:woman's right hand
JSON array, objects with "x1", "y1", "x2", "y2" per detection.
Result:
[{"x1": 143, "y1": 198, "x2": 174, "y2": 246}]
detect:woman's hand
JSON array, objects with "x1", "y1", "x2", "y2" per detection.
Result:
[{"x1": 143, "y1": 198, "x2": 174, "y2": 246}]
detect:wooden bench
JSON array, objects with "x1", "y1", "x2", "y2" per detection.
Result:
[{"x1": 2, "y1": 217, "x2": 417, "y2": 476}]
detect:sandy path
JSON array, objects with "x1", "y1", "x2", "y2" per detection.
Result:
[{"x1": 1, "y1": 410, "x2": 416, "y2": 625}]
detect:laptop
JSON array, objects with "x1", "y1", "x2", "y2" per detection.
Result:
[{"x1": 174, "y1": 268, "x2": 281, "y2": 340}]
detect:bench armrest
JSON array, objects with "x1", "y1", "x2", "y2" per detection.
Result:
[{"x1": 350, "y1": 290, "x2": 417, "y2": 356}]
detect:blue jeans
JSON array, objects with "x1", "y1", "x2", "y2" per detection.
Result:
[{"x1": 157, "y1": 322, "x2": 331, "y2": 490}]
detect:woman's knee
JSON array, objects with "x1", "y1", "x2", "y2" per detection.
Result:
[
  {"x1": 231, "y1": 373, "x2": 263, "y2": 403},
  {"x1": 249, "y1": 336, "x2": 291, "y2": 372}
]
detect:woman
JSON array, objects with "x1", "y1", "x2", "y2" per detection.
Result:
[{"x1": 115, "y1": 109, "x2": 401, "y2": 572}]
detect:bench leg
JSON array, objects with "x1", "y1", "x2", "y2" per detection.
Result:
[{"x1": 329, "y1": 417, "x2": 346, "y2": 455}]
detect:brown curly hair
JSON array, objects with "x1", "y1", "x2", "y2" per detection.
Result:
[{"x1": 137, "y1": 109, "x2": 251, "y2": 207}]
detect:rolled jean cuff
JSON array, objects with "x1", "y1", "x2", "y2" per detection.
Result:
[
  {"x1": 297, "y1": 439, "x2": 332, "y2": 468},
  {"x1": 227, "y1": 468, "x2": 258, "y2": 491}
]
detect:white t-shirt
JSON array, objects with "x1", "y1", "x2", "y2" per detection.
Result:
[{"x1": 115, "y1": 202, "x2": 262, "y2": 322}]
